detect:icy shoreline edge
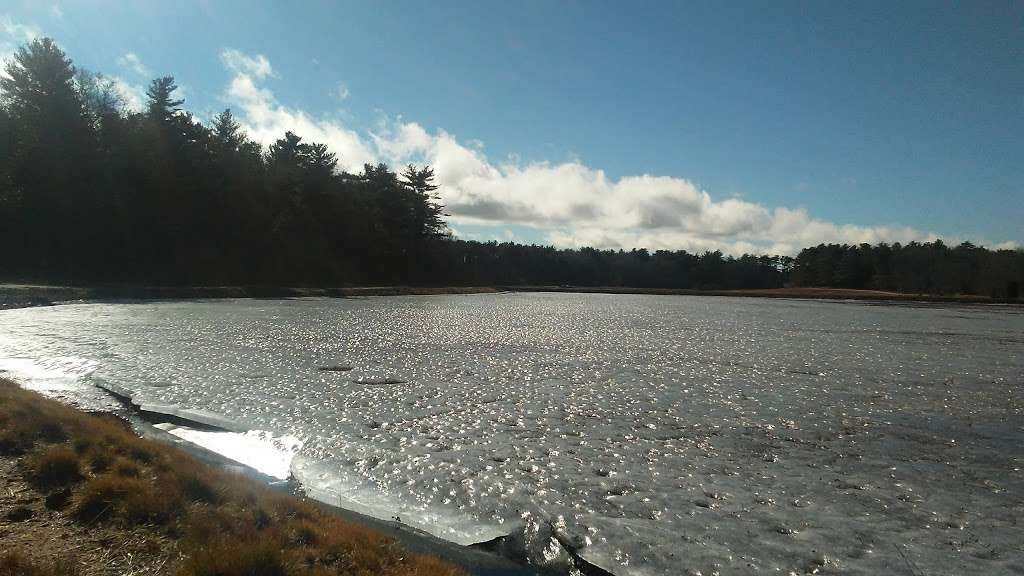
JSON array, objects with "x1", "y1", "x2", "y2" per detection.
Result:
[
  {"x1": 3, "y1": 283, "x2": 1020, "y2": 312},
  {"x1": 88, "y1": 377, "x2": 553, "y2": 576},
  {"x1": 18, "y1": 374, "x2": 618, "y2": 576}
]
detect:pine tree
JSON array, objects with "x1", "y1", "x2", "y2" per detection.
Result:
[
  {"x1": 0, "y1": 38, "x2": 93, "y2": 278},
  {"x1": 401, "y1": 164, "x2": 446, "y2": 238},
  {"x1": 145, "y1": 76, "x2": 183, "y2": 124},
  {"x1": 212, "y1": 109, "x2": 245, "y2": 151}
]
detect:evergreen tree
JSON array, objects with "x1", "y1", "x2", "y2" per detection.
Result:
[
  {"x1": 401, "y1": 164, "x2": 446, "y2": 239},
  {"x1": 146, "y1": 76, "x2": 183, "y2": 124},
  {"x1": 212, "y1": 109, "x2": 245, "y2": 151},
  {"x1": 0, "y1": 38, "x2": 94, "y2": 279}
]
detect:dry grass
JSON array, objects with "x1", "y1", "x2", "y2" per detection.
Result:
[
  {"x1": 0, "y1": 551, "x2": 80, "y2": 576},
  {"x1": 25, "y1": 444, "x2": 83, "y2": 488},
  {"x1": 0, "y1": 380, "x2": 464, "y2": 576}
]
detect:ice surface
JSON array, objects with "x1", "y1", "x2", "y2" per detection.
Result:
[
  {"x1": 1, "y1": 294, "x2": 1023, "y2": 575},
  {"x1": 153, "y1": 423, "x2": 301, "y2": 479}
]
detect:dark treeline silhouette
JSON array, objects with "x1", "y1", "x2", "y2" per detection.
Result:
[
  {"x1": 427, "y1": 243, "x2": 792, "y2": 289},
  {"x1": 0, "y1": 39, "x2": 450, "y2": 285},
  {"x1": 790, "y1": 241, "x2": 1023, "y2": 298},
  {"x1": 0, "y1": 38, "x2": 789, "y2": 290},
  {"x1": 0, "y1": 39, "x2": 1019, "y2": 296}
]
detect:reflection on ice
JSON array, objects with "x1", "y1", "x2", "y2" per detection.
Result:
[
  {"x1": 295, "y1": 454, "x2": 509, "y2": 545},
  {"x1": 154, "y1": 424, "x2": 301, "y2": 480},
  {"x1": 1, "y1": 295, "x2": 1023, "y2": 575},
  {"x1": 0, "y1": 356, "x2": 98, "y2": 392}
]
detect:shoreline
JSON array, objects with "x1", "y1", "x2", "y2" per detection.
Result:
[
  {"x1": 95, "y1": 379, "x2": 564, "y2": 575},
  {"x1": 1, "y1": 377, "x2": 605, "y2": 576},
  {"x1": 0, "y1": 284, "x2": 501, "y2": 310},
  {"x1": 495, "y1": 285, "x2": 1024, "y2": 305},
  {"x1": 0, "y1": 378, "x2": 547, "y2": 576},
  {"x1": 1, "y1": 283, "x2": 1020, "y2": 311}
]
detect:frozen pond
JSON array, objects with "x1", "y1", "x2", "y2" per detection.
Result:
[{"x1": 1, "y1": 293, "x2": 1022, "y2": 575}]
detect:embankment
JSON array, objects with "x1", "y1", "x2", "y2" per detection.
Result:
[{"x1": 0, "y1": 379, "x2": 514, "y2": 576}]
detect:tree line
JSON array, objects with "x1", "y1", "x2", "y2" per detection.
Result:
[
  {"x1": 0, "y1": 38, "x2": 1019, "y2": 296},
  {"x1": 789, "y1": 241, "x2": 1023, "y2": 298},
  {"x1": 0, "y1": 39, "x2": 449, "y2": 285}
]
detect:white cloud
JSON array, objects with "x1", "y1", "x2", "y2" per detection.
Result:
[
  {"x1": 117, "y1": 52, "x2": 150, "y2": 77},
  {"x1": 992, "y1": 240, "x2": 1022, "y2": 251},
  {"x1": 0, "y1": 18, "x2": 148, "y2": 115},
  {"x1": 220, "y1": 48, "x2": 374, "y2": 169},
  {"x1": 221, "y1": 48, "x2": 274, "y2": 80},
  {"x1": 334, "y1": 82, "x2": 349, "y2": 101},
  {"x1": 0, "y1": 15, "x2": 42, "y2": 69},
  {"x1": 110, "y1": 76, "x2": 146, "y2": 112},
  {"x1": 217, "y1": 48, "x2": 1014, "y2": 255},
  {"x1": 0, "y1": 16, "x2": 40, "y2": 43},
  {"x1": 51, "y1": 5, "x2": 63, "y2": 19}
]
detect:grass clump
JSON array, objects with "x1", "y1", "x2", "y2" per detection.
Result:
[
  {"x1": 112, "y1": 458, "x2": 142, "y2": 478},
  {"x1": 0, "y1": 551, "x2": 79, "y2": 576},
  {"x1": 74, "y1": 473, "x2": 183, "y2": 526},
  {"x1": 122, "y1": 480, "x2": 183, "y2": 526},
  {"x1": 0, "y1": 404, "x2": 64, "y2": 455},
  {"x1": 174, "y1": 467, "x2": 222, "y2": 504},
  {"x1": 176, "y1": 533, "x2": 289, "y2": 576},
  {"x1": 25, "y1": 445, "x2": 82, "y2": 488},
  {"x1": 6, "y1": 505, "x2": 35, "y2": 521},
  {"x1": 73, "y1": 473, "x2": 138, "y2": 523},
  {"x1": 87, "y1": 449, "x2": 114, "y2": 472}
]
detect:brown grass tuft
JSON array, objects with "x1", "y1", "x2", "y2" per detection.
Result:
[
  {"x1": 0, "y1": 428, "x2": 33, "y2": 455},
  {"x1": 286, "y1": 518, "x2": 320, "y2": 546},
  {"x1": 112, "y1": 458, "x2": 142, "y2": 478},
  {"x1": 73, "y1": 474, "x2": 183, "y2": 526},
  {"x1": 173, "y1": 467, "x2": 222, "y2": 504},
  {"x1": 6, "y1": 505, "x2": 35, "y2": 521},
  {"x1": 122, "y1": 481, "x2": 183, "y2": 526},
  {"x1": 87, "y1": 449, "x2": 114, "y2": 472},
  {"x1": 73, "y1": 474, "x2": 136, "y2": 523},
  {"x1": 25, "y1": 445, "x2": 82, "y2": 488},
  {"x1": 0, "y1": 551, "x2": 79, "y2": 576},
  {"x1": 176, "y1": 533, "x2": 289, "y2": 576}
]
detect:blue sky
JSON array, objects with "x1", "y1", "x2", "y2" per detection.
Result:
[{"x1": 2, "y1": 1, "x2": 1021, "y2": 253}]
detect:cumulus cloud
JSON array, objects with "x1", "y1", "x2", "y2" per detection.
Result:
[
  {"x1": 992, "y1": 240, "x2": 1022, "y2": 251},
  {"x1": 220, "y1": 48, "x2": 375, "y2": 170},
  {"x1": 117, "y1": 52, "x2": 150, "y2": 77},
  {"x1": 218, "y1": 48, "x2": 1010, "y2": 255},
  {"x1": 110, "y1": 76, "x2": 146, "y2": 112},
  {"x1": 221, "y1": 49, "x2": 274, "y2": 80}
]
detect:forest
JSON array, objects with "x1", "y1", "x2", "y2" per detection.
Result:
[
  {"x1": 0, "y1": 38, "x2": 1021, "y2": 296},
  {"x1": 789, "y1": 241, "x2": 1022, "y2": 298}
]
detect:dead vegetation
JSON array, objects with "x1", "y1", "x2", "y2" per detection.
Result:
[
  {"x1": 0, "y1": 379, "x2": 464, "y2": 576},
  {"x1": 0, "y1": 551, "x2": 80, "y2": 576}
]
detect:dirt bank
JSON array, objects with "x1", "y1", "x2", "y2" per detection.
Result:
[{"x1": 0, "y1": 379, "x2": 469, "y2": 576}]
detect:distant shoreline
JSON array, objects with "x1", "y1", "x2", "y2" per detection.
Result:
[
  {"x1": 0, "y1": 284, "x2": 500, "y2": 310},
  {"x1": 498, "y1": 285, "x2": 1024, "y2": 305},
  {"x1": 1, "y1": 283, "x2": 1020, "y2": 310}
]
